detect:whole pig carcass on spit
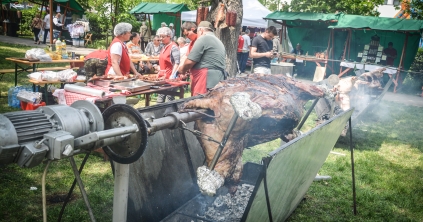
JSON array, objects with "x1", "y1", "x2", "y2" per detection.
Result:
[{"x1": 181, "y1": 74, "x2": 324, "y2": 187}]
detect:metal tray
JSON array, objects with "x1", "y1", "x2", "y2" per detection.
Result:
[
  {"x1": 112, "y1": 80, "x2": 152, "y2": 92},
  {"x1": 91, "y1": 78, "x2": 131, "y2": 87},
  {"x1": 142, "y1": 79, "x2": 167, "y2": 85}
]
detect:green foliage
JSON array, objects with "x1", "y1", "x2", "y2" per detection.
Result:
[
  {"x1": 21, "y1": 7, "x2": 46, "y2": 37},
  {"x1": 401, "y1": 48, "x2": 423, "y2": 94},
  {"x1": 287, "y1": 0, "x2": 385, "y2": 16}
]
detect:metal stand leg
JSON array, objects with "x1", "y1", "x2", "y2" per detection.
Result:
[
  {"x1": 69, "y1": 157, "x2": 96, "y2": 222},
  {"x1": 112, "y1": 163, "x2": 129, "y2": 222}
]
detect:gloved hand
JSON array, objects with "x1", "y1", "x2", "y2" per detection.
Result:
[{"x1": 170, "y1": 71, "x2": 179, "y2": 80}]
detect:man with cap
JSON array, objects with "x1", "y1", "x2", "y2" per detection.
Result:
[
  {"x1": 169, "y1": 23, "x2": 175, "y2": 40},
  {"x1": 178, "y1": 21, "x2": 226, "y2": 96},
  {"x1": 250, "y1": 26, "x2": 277, "y2": 74},
  {"x1": 161, "y1": 22, "x2": 167, "y2": 27}
]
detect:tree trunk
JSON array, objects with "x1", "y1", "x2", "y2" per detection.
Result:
[{"x1": 207, "y1": 0, "x2": 243, "y2": 77}]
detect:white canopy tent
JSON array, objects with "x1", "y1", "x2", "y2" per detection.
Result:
[{"x1": 181, "y1": 0, "x2": 271, "y2": 28}]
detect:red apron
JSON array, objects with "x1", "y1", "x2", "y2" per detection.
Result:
[
  {"x1": 158, "y1": 42, "x2": 177, "y2": 79},
  {"x1": 186, "y1": 35, "x2": 197, "y2": 56},
  {"x1": 105, "y1": 37, "x2": 131, "y2": 77},
  {"x1": 191, "y1": 68, "x2": 208, "y2": 96}
]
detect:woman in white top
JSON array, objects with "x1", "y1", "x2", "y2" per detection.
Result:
[{"x1": 104, "y1": 23, "x2": 141, "y2": 78}]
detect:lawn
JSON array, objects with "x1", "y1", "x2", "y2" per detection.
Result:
[{"x1": 1, "y1": 43, "x2": 423, "y2": 221}]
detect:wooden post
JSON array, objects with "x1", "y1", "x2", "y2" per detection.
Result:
[
  {"x1": 148, "y1": 14, "x2": 152, "y2": 37},
  {"x1": 326, "y1": 29, "x2": 331, "y2": 69},
  {"x1": 347, "y1": 29, "x2": 352, "y2": 60},
  {"x1": 394, "y1": 32, "x2": 408, "y2": 93},
  {"x1": 331, "y1": 29, "x2": 334, "y2": 72},
  {"x1": 339, "y1": 29, "x2": 350, "y2": 74},
  {"x1": 49, "y1": 0, "x2": 53, "y2": 44},
  {"x1": 59, "y1": 1, "x2": 70, "y2": 39}
]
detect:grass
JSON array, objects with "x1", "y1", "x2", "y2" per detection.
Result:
[{"x1": 1, "y1": 43, "x2": 423, "y2": 221}]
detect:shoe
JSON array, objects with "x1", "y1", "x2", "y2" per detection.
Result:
[{"x1": 37, "y1": 42, "x2": 40, "y2": 45}]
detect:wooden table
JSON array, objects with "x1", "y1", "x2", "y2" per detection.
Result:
[
  {"x1": 5, "y1": 58, "x2": 84, "y2": 86},
  {"x1": 131, "y1": 83, "x2": 188, "y2": 107}
]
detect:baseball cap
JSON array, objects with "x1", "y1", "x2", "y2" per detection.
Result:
[
  {"x1": 198, "y1": 21, "x2": 214, "y2": 31},
  {"x1": 169, "y1": 23, "x2": 174, "y2": 27},
  {"x1": 161, "y1": 22, "x2": 167, "y2": 26}
]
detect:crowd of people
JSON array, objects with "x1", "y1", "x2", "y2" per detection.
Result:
[{"x1": 105, "y1": 21, "x2": 282, "y2": 100}]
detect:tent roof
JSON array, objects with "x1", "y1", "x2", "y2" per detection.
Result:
[
  {"x1": 181, "y1": 0, "x2": 271, "y2": 27},
  {"x1": 329, "y1": 14, "x2": 423, "y2": 31},
  {"x1": 265, "y1": 11, "x2": 423, "y2": 32},
  {"x1": 265, "y1": 11, "x2": 340, "y2": 22},
  {"x1": 28, "y1": 0, "x2": 84, "y2": 14},
  {"x1": 130, "y1": 3, "x2": 190, "y2": 14}
]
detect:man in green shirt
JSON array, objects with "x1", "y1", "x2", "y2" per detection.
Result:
[{"x1": 178, "y1": 21, "x2": 226, "y2": 95}]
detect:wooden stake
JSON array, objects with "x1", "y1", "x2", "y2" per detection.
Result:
[{"x1": 394, "y1": 32, "x2": 408, "y2": 93}]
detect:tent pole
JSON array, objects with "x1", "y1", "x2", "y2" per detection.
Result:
[
  {"x1": 347, "y1": 29, "x2": 351, "y2": 60},
  {"x1": 394, "y1": 32, "x2": 408, "y2": 93},
  {"x1": 340, "y1": 29, "x2": 349, "y2": 74},
  {"x1": 325, "y1": 29, "x2": 331, "y2": 69},
  {"x1": 49, "y1": 0, "x2": 53, "y2": 45},
  {"x1": 59, "y1": 1, "x2": 70, "y2": 39},
  {"x1": 331, "y1": 29, "x2": 334, "y2": 72},
  {"x1": 148, "y1": 14, "x2": 152, "y2": 36}
]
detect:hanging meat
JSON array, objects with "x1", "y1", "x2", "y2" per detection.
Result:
[
  {"x1": 214, "y1": 3, "x2": 226, "y2": 29},
  {"x1": 181, "y1": 74, "x2": 324, "y2": 185}
]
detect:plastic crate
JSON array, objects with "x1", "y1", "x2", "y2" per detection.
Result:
[{"x1": 20, "y1": 101, "x2": 46, "y2": 110}]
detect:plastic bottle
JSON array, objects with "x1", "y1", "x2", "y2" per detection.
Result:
[
  {"x1": 55, "y1": 38, "x2": 62, "y2": 53},
  {"x1": 62, "y1": 41, "x2": 68, "y2": 59}
]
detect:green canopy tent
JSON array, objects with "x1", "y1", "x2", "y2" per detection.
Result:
[
  {"x1": 130, "y1": 3, "x2": 190, "y2": 38},
  {"x1": 265, "y1": 11, "x2": 423, "y2": 89}
]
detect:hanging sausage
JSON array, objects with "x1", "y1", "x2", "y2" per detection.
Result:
[
  {"x1": 196, "y1": 6, "x2": 204, "y2": 25},
  {"x1": 203, "y1": 7, "x2": 209, "y2": 21}
]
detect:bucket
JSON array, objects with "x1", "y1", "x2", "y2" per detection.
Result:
[{"x1": 271, "y1": 62, "x2": 294, "y2": 76}]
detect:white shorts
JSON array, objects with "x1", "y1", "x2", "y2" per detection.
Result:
[{"x1": 253, "y1": 67, "x2": 271, "y2": 74}]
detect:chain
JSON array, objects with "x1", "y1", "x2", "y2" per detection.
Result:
[{"x1": 178, "y1": 120, "x2": 221, "y2": 145}]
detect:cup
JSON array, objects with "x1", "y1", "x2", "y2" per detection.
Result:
[{"x1": 80, "y1": 56, "x2": 85, "y2": 60}]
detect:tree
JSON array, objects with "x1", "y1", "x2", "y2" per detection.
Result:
[
  {"x1": 288, "y1": 0, "x2": 384, "y2": 16},
  {"x1": 207, "y1": 0, "x2": 243, "y2": 77}
]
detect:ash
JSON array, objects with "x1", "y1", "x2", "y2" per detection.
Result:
[{"x1": 200, "y1": 183, "x2": 255, "y2": 222}]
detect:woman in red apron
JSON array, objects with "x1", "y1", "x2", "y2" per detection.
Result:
[
  {"x1": 156, "y1": 27, "x2": 180, "y2": 103},
  {"x1": 104, "y1": 22, "x2": 141, "y2": 79}
]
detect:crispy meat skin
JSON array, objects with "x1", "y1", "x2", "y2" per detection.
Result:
[{"x1": 182, "y1": 74, "x2": 324, "y2": 183}]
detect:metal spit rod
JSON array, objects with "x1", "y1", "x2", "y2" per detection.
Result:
[{"x1": 147, "y1": 111, "x2": 207, "y2": 135}]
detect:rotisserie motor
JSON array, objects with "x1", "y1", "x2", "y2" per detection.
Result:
[{"x1": 181, "y1": 74, "x2": 324, "y2": 185}]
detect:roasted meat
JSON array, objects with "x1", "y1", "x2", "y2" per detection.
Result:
[{"x1": 182, "y1": 74, "x2": 324, "y2": 184}]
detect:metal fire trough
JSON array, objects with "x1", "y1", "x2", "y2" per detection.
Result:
[{"x1": 125, "y1": 98, "x2": 354, "y2": 222}]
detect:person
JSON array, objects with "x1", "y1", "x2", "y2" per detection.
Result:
[
  {"x1": 272, "y1": 34, "x2": 281, "y2": 53},
  {"x1": 181, "y1": 22, "x2": 198, "y2": 55},
  {"x1": 52, "y1": 13, "x2": 63, "y2": 40},
  {"x1": 291, "y1": 43, "x2": 304, "y2": 74},
  {"x1": 178, "y1": 21, "x2": 226, "y2": 96},
  {"x1": 144, "y1": 35, "x2": 163, "y2": 58},
  {"x1": 169, "y1": 23, "x2": 175, "y2": 39},
  {"x1": 31, "y1": 14, "x2": 42, "y2": 44},
  {"x1": 236, "y1": 31, "x2": 244, "y2": 74},
  {"x1": 42, "y1": 12, "x2": 50, "y2": 44},
  {"x1": 250, "y1": 26, "x2": 277, "y2": 74},
  {"x1": 177, "y1": 37, "x2": 188, "y2": 60},
  {"x1": 104, "y1": 23, "x2": 141, "y2": 79},
  {"x1": 126, "y1": 32, "x2": 142, "y2": 54},
  {"x1": 239, "y1": 29, "x2": 251, "y2": 73},
  {"x1": 161, "y1": 22, "x2": 167, "y2": 27},
  {"x1": 383, "y1": 42, "x2": 397, "y2": 66},
  {"x1": 291, "y1": 43, "x2": 303, "y2": 55},
  {"x1": 139, "y1": 21, "x2": 150, "y2": 50},
  {"x1": 156, "y1": 27, "x2": 180, "y2": 103}
]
